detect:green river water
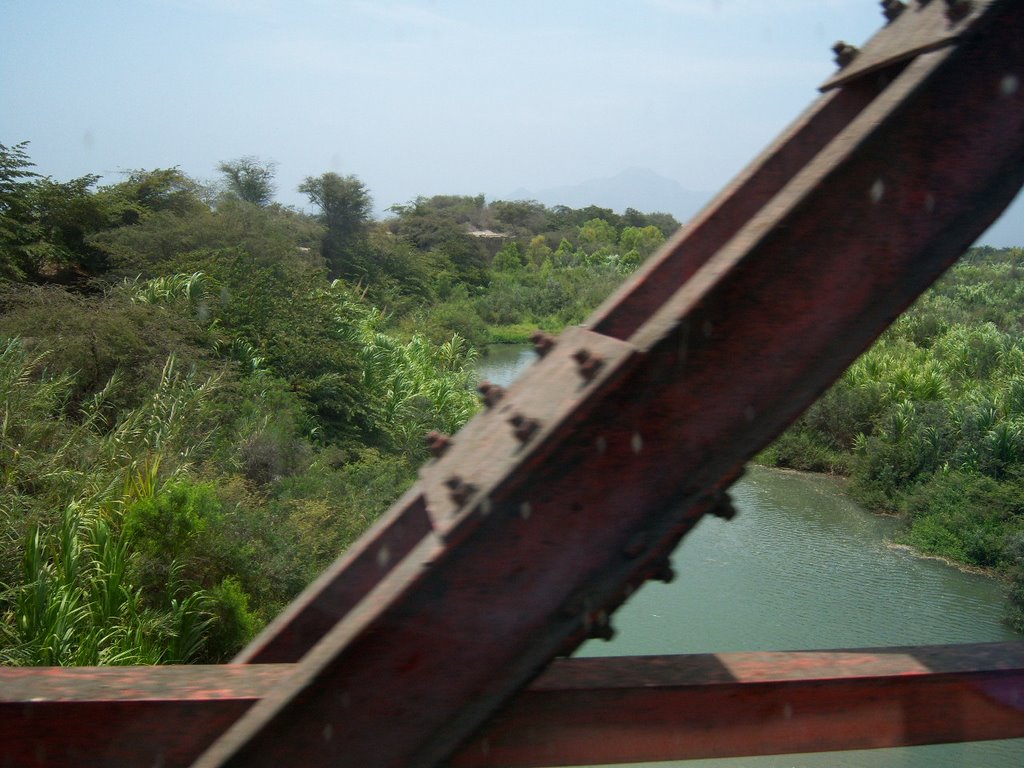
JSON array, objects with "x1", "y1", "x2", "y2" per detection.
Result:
[{"x1": 477, "y1": 344, "x2": 1024, "y2": 767}]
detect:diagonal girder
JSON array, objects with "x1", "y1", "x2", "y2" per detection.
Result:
[{"x1": 190, "y1": 3, "x2": 1024, "y2": 767}]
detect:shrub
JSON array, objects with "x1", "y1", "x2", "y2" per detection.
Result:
[
  {"x1": 123, "y1": 481, "x2": 223, "y2": 594},
  {"x1": 764, "y1": 428, "x2": 846, "y2": 474},
  {"x1": 201, "y1": 577, "x2": 257, "y2": 662},
  {"x1": 0, "y1": 285, "x2": 216, "y2": 413},
  {"x1": 901, "y1": 471, "x2": 1024, "y2": 568}
]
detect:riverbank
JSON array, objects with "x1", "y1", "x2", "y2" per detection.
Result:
[
  {"x1": 485, "y1": 323, "x2": 539, "y2": 344},
  {"x1": 753, "y1": 461, "x2": 1015, "y2": 590},
  {"x1": 759, "y1": 464, "x2": 1007, "y2": 578},
  {"x1": 885, "y1": 542, "x2": 998, "y2": 577}
]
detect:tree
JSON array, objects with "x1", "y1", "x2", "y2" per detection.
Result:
[
  {"x1": 104, "y1": 168, "x2": 208, "y2": 221},
  {"x1": 643, "y1": 211, "x2": 681, "y2": 239},
  {"x1": 553, "y1": 238, "x2": 576, "y2": 267},
  {"x1": 387, "y1": 195, "x2": 488, "y2": 250},
  {"x1": 299, "y1": 173, "x2": 373, "y2": 281},
  {"x1": 92, "y1": 182, "x2": 323, "y2": 278},
  {"x1": 0, "y1": 141, "x2": 40, "y2": 279},
  {"x1": 31, "y1": 174, "x2": 112, "y2": 275},
  {"x1": 545, "y1": 204, "x2": 620, "y2": 233},
  {"x1": 492, "y1": 241, "x2": 525, "y2": 272},
  {"x1": 433, "y1": 233, "x2": 489, "y2": 287},
  {"x1": 1, "y1": 143, "x2": 129, "y2": 280},
  {"x1": 525, "y1": 235, "x2": 552, "y2": 269},
  {"x1": 578, "y1": 217, "x2": 617, "y2": 255},
  {"x1": 623, "y1": 207, "x2": 680, "y2": 238},
  {"x1": 619, "y1": 225, "x2": 665, "y2": 261},
  {"x1": 491, "y1": 199, "x2": 545, "y2": 236},
  {"x1": 367, "y1": 226, "x2": 434, "y2": 305},
  {"x1": 218, "y1": 157, "x2": 277, "y2": 207}
]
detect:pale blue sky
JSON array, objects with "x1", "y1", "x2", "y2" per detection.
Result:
[{"x1": 2, "y1": 0, "x2": 1021, "y2": 243}]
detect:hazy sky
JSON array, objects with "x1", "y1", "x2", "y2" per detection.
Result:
[{"x1": 2, "y1": 0, "x2": 1021, "y2": 243}]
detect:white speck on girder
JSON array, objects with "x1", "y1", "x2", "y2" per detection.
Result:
[
  {"x1": 631, "y1": 432, "x2": 644, "y2": 454},
  {"x1": 376, "y1": 546, "x2": 391, "y2": 568},
  {"x1": 869, "y1": 178, "x2": 885, "y2": 204},
  {"x1": 520, "y1": 502, "x2": 532, "y2": 520},
  {"x1": 1001, "y1": 74, "x2": 1020, "y2": 97}
]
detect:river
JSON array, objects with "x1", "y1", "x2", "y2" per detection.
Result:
[{"x1": 476, "y1": 343, "x2": 1024, "y2": 767}]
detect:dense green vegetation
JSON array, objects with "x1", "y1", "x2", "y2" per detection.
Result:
[
  {"x1": 382, "y1": 194, "x2": 674, "y2": 347},
  {"x1": 5, "y1": 136, "x2": 1022, "y2": 663},
  {"x1": 0, "y1": 142, "x2": 674, "y2": 663}
]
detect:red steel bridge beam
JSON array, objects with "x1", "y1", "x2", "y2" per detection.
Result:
[
  {"x1": 191, "y1": 2, "x2": 1024, "y2": 766},
  {"x1": 454, "y1": 642, "x2": 1024, "y2": 767},
  {"x1": 3, "y1": 643, "x2": 1024, "y2": 767}
]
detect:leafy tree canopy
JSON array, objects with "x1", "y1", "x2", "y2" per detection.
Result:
[
  {"x1": 300, "y1": 172, "x2": 373, "y2": 281},
  {"x1": 578, "y1": 217, "x2": 617, "y2": 253},
  {"x1": 218, "y1": 156, "x2": 277, "y2": 207},
  {"x1": 102, "y1": 167, "x2": 208, "y2": 220},
  {"x1": 0, "y1": 141, "x2": 41, "y2": 280}
]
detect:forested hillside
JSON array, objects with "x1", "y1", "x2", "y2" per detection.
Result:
[{"x1": 0, "y1": 143, "x2": 676, "y2": 663}]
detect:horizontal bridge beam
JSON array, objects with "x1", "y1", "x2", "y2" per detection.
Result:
[
  {"x1": 3, "y1": 643, "x2": 1023, "y2": 767},
  {"x1": 452, "y1": 641, "x2": 1024, "y2": 767}
]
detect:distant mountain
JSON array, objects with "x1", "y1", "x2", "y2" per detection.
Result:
[{"x1": 507, "y1": 168, "x2": 712, "y2": 223}]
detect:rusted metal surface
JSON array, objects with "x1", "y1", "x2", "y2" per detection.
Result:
[
  {"x1": 186, "y1": 3, "x2": 1024, "y2": 766},
  {"x1": 452, "y1": 643, "x2": 1024, "y2": 767},
  {"x1": 4, "y1": 644, "x2": 1023, "y2": 767},
  {"x1": 419, "y1": 326, "x2": 637, "y2": 540},
  {"x1": 0, "y1": 664, "x2": 287, "y2": 768},
  {"x1": 821, "y1": 0, "x2": 996, "y2": 91}
]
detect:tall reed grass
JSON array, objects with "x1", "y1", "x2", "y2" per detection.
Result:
[{"x1": 0, "y1": 340, "x2": 215, "y2": 664}]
